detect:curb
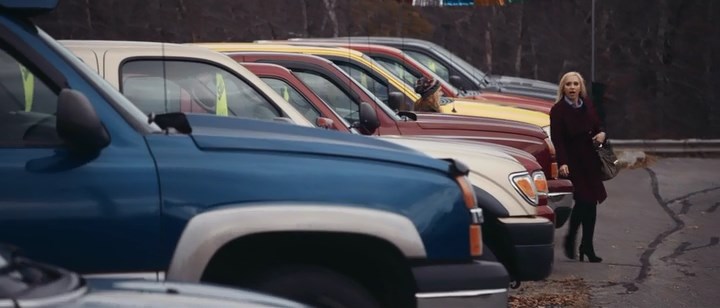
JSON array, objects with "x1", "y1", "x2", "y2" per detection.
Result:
[{"x1": 611, "y1": 139, "x2": 720, "y2": 154}]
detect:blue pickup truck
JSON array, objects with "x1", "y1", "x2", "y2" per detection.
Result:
[{"x1": 0, "y1": 1, "x2": 508, "y2": 307}]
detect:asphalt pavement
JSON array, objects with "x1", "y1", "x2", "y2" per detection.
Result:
[{"x1": 546, "y1": 157, "x2": 720, "y2": 307}]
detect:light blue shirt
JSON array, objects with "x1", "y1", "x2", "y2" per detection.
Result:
[{"x1": 564, "y1": 96, "x2": 584, "y2": 109}]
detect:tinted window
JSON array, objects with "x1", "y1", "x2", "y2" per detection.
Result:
[
  {"x1": 0, "y1": 49, "x2": 61, "y2": 147},
  {"x1": 334, "y1": 62, "x2": 389, "y2": 104},
  {"x1": 373, "y1": 57, "x2": 420, "y2": 87},
  {"x1": 294, "y1": 71, "x2": 360, "y2": 123},
  {"x1": 121, "y1": 61, "x2": 281, "y2": 121},
  {"x1": 260, "y1": 77, "x2": 322, "y2": 124},
  {"x1": 405, "y1": 50, "x2": 450, "y2": 82}
]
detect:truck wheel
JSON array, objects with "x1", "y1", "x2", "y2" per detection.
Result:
[{"x1": 253, "y1": 265, "x2": 381, "y2": 308}]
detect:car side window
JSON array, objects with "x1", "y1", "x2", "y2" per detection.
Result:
[
  {"x1": 260, "y1": 77, "x2": 322, "y2": 125},
  {"x1": 122, "y1": 76, "x2": 185, "y2": 115},
  {"x1": 0, "y1": 49, "x2": 61, "y2": 147},
  {"x1": 334, "y1": 62, "x2": 389, "y2": 104},
  {"x1": 121, "y1": 60, "x2": 281, "y2": 121},
  {"x1": 294, "y1": 71, "x2": 360, "y2": 123},
  {"x1": 372, "y1": 57, "x2": 420, "y2": 87},
  {"x1": 405, "y1": 50, "x2": 450, "y2": 82}
]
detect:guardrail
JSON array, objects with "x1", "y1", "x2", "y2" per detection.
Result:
[{"x1": 612, "y1": 139, "x2": 720, "y2": 154}]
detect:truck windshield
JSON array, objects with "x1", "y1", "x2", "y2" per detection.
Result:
[
  {"x1": 373, "y1": 57, "x2": 420, "y2": 86},
  {"x1": 428, "y1": 43, "x2": 490, "y2": 86}
]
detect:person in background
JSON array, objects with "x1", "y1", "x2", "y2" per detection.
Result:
[
  {"x1": 550, "y1": 71, "x2": 607, "y2": 263},
  {"x1": 413, "y1": 76, "x2": 441, "y2": 112}
]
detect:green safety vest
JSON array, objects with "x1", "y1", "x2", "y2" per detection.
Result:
[
  {"x1": 281, "y1": 86, "x2": 290, "y2": 102},
  {"x1": 215, "y1": 73, "x2": 228, "y2": 116},
  {"x1": 19, "y1": 64, "x2": 34, "y2": 112}
]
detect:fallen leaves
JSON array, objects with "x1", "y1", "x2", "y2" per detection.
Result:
[{"x1": 509, "y1": 277, "x2": 591, "y2": 308}]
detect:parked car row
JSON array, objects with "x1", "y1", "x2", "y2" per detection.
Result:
[
  {"x1": 285, "y1": 37, "x2": 559, "y2": 101},
  {"x1": 0, "y1": 1, "x2": 573, "y2": 307},
  {"x1": 61, "y1": 39, "x2": 559, "y2": 284},
  {"x1": 255, "y1": 39, "x2": 553, "y2": 114},
  {"x1": 192, "y1": 43, "x2": 573, "y2": 217}
]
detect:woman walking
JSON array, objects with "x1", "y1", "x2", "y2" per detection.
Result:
[{"x1": 550, "y1": 72, "x2": 607, "y2": 263}]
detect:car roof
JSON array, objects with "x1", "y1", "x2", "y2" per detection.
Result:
[{"x1": 193, "y1": 43, "x2": 367, "y2": 58}]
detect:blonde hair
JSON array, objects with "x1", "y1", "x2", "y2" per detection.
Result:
[
  {"x1": 556, "y1": 71, "x2": 588, "y2": 102},
  {"x1": 414, "y1": 88, "x2": 441, "y2": 112}
]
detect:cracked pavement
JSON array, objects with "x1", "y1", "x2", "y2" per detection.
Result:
[{"x1": 546, "y1": 158, "x2": 720, "y2": 307}]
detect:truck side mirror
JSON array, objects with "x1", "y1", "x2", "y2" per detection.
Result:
[
  {"x1": 387, "y1": 91, "x2": 405, "y2": 111},
  {"x1": 352, "y1": 102, "x2": 380, "y2": 135},
  {"x1": 56, "y1": 89, "x2": 110, "y2": 152}
]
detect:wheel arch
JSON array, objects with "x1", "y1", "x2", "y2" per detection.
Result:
[{"x1": 166, "y1": 203, "x2": 426, "y2": 282}]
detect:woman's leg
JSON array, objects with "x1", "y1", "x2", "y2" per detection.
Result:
[
  {"x1": 564, "y1": 199, "x2": 585, "y2": 259},
  {"x1": 579, "y1": 200, "x2": 602, "y2": 262}
]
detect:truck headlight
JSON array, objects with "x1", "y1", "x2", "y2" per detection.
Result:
[{"x1": 509, "y1": 172, "x2": 539, "y2": 205}]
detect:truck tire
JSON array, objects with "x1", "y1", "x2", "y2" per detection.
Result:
[{"x1": 253, "y1": 265, "x2": 381, "y2": 308}]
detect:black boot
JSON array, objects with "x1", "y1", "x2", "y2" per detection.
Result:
[
  {"x1": 564, "y1": 203, "x2": 583, "y2": 260},
  {"x1": 579, "y1": 244, "x2": 603, "y2": 263},
  {"x1": 579, "y1": 201, "x2": 602, "y2": 263}
]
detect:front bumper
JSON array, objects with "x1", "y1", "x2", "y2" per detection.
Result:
[
  {"x1": 497, "y1": 217, "x2": 555, "y2": 281},
  {"x1": 548, "y1": 179, "x2": 574, "y2": 228},
  {"x1": 414, "y1": 260, "x2": 508, "y2": 308}
]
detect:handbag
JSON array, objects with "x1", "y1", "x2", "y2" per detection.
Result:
[{"x1": 596, "y1": 140, "x2": 619, "y2": 181}]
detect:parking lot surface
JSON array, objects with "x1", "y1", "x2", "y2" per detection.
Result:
[{"x1": 508, "y1": 158, "x2": 720, "y2": 308}]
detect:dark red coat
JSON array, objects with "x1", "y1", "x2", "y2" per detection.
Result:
[{"x1": 550, "y1": 98, "x2": 607, "y2": 203}]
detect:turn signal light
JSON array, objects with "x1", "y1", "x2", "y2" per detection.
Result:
[
  {"x1": 469, "y1": 224, "x2": 482, "y2": 257},
  {"x1": 455, "y1": 175, "x2": 477, "y2": 209},
  {"x1": 510, "y1": 172, "x2": 539, "y2": 205},
  {"x1": 533, "y1": 171, "x2": 549, "y2": 196}
]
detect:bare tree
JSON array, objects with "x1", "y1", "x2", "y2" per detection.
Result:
[
  {"x1": 322, "y1": 0, "x2": 339, "y2": 37},
  {"x1": 514, "y1": 3, "x2": 525, "y2": 75}
]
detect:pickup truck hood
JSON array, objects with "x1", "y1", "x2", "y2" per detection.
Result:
[
  {"x1": 484, "y1": 76, "x2": 557, "y2": 101},
  {"x1": 184, "y1": 114, "x2": 452, "y2": 173},
  {"x1": 474, "y1": 93, "x2": 553, "y2": 113},
  {"x1": 379, "y1": 136, "x2": 533, "y2": 216},
  {"x1": 437, "y1": 98, "x2": 550, "y2": 127},
  {"x1": 413, "y1": 113, "x2": 548, "y2": 140},
  {"x1": 489, "y1": 75, "x2": 557, "y2": 93}
]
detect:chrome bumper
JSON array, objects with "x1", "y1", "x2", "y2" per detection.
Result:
[
  {"x1": 548, "y1": 192, "x2": 573, "y2": 228},
  {"x1": 413, "y1": 260, "x2": 509, "y2": 308},
  {"x1": 417, "y1": 288, "x2": 508, "y2": 308}
]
